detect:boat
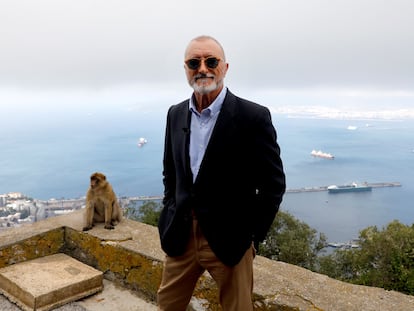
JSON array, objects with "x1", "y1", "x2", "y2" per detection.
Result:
[
  {"x1": 137, "y1": 137, "x2": 148, "y2": 147},
  {"x1": 327, "y1": 239, "x2": 360, "y2": 249},
  {"x1": 328, "y1": 182, "x2": 372, "y2": 193},
  {"x1": 311, "y1": 149, "x2": 334, "y2": 159}
]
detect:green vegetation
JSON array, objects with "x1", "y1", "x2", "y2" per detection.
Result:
[
  {"x1": 318, "y1": 220, "x2": 414, "y2": 295},
  {"x1": 258, "y1": 210, "x2": 327, "y2": 271},
  {"x1": 130, "y1": 201, "x2": 414, "y2": 295},
  {"x1": 124, "y1": 201, "x2": 162, "y2": 226}
]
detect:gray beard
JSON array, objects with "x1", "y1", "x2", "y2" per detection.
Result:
[{"x1": 191, "y1": 81, "x2": 218, "y2": 95}]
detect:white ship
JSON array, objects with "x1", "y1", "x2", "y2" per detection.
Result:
[
  {"x1": 137, "y1": 137, "x2": 148, "y2": 147},
  {"x1": 327, "y1": 239, "x2": 360, "y2": 249},
  {"x1": 311, "y1": 149, "x2": 334, "y2": 159}
]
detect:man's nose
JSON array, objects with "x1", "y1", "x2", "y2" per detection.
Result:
[{"x1": 198, "y1": 60, "x2": 209, "y2": 72}]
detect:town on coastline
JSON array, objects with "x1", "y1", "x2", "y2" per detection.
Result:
[{"x1": 0, "y1": 192, "x2": 162, "y2": 230}]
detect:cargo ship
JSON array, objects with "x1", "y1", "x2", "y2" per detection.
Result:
[{"x1": 327, "y1": 182, "x2": 372, "y2": 193}]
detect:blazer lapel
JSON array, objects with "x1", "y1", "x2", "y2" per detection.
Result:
[
  {"x1": 184, "y1": 106, "x2": 193, "y2": 182},
  {"x1": 177, "y1": 102, "x2": 193, "y2": 184}
]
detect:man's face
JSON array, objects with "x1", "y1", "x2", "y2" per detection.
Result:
[{"x1": 184, "y1": 39, "x2": 228, "y2": 95}]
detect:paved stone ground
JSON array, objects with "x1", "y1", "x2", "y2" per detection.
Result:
[
  {"x1": 0, "y1": 295, "x2": 86, "y2": 311},
  {"x1": 0, "y1": 279, "x2": 157, "y2": 311}
]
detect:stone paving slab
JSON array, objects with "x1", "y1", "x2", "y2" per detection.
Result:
[
  {"x1": 77, "y1": 279, "x2": 157, "y2": 311},
  {"x1": 0, "y1": 253, "x2": 103, "y2": 311},
  {"x1": 0, "y1": 279, "x2": 158, "y2": 311}
]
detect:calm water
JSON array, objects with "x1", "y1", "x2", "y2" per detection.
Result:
[
  {"x1": 1, "y1": 109, "x2": 413, "y2": 243},
  {"x1": 277, "y1": 117, "x2": 414, "y2": 242}
]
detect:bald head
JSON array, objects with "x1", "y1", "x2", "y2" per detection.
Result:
[{"x1": 185, "y1": 35, "x2": 226, "y2": 61}]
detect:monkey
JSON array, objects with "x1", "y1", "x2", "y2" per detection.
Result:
[{"x1": 82, "y1": 172, "x2": 122, "y2": 231}]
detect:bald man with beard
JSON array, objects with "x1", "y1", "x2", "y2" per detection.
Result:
[{"x1": 157, "y1": 35, "x2": 286, "y2": 311}]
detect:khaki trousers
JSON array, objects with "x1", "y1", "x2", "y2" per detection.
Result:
[{"x1": 158, "y1": 219, "x2": 254, "y2": 311}]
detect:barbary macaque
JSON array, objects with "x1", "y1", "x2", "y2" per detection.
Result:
[{"x1": 83, "y1": 172, "x2": 122, "y2": 231}]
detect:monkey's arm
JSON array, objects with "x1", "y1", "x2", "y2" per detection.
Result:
[
  {"x1": 82, "y1": 200, "x2": 95, "y2": 231},
  {"x1": 104, "y1": 200, "x2": 115, "y2": 230}
]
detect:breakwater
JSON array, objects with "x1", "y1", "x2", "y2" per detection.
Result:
[
  {"x1": 121, "y1": 182, "x2": 402, "y2": 200},
  {"x1": 31, "y1": 182, "x2": 402, "y2": 211},
  {"x1": 122, "y1": 182, "x2": 402, "y2": 200}
]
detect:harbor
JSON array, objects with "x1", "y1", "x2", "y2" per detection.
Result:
[
  {"x1": 121, "y1": 182, "x2": 402, "y2": 202},
  {"x1": 121, "y1": 182, "x2": 402, "y2": 200}
]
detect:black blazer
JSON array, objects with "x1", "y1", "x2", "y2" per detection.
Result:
[{"x1": 158, "y1": 90, "x2": 286, "y2": 266}]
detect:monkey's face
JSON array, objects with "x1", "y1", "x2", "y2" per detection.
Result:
[{"x1": 90, "y1": 172, "x2": 106, "y2": 189}]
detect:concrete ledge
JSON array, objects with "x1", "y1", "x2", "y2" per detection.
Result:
[
  {"x1": 1, "y1": 211, "x2": 414, "y2": 311},
  {"x1": 0, "y1": 253, "x2": 103, "y2": 311}
]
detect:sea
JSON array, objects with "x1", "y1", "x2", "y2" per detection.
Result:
[{"x1": 1, "y1": 106, "x2": 413, "y2": 244}]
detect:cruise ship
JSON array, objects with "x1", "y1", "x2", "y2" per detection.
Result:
[
  {"x1": 137, "y1": 137, "x2": 148, "y2": 147},
  {"x1": 311, "y1": 149, "x2": 334, "y2": 159},
  {"x1": 328, "y1": 182, "x2": 372, "y2": 193}
]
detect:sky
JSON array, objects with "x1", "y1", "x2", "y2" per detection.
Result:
[{"x1": 1, "y1": 0, "x2": 414, "y2": 119}]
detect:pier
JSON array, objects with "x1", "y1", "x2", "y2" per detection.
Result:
[
  {"x1": 31, "y1": 182, "x2": 402, "y2": 212},
  {"x1": 120, "y1": 182, "x2": 402, "y2": 200},
  {"x1": 121, "y1": 182, "x2": 403, "y2": 200},
  {"x1": 286, "y1": 182, "x2": 401, "y2": 193}
]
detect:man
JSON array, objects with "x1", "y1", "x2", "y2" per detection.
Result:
[{"x1": 157, "y1": 35, "x2": 286, "y2": 311}]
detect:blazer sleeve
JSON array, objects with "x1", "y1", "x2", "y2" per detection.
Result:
[{"x1": 252, "y1": 106, "x2": 286, "y2": 242}]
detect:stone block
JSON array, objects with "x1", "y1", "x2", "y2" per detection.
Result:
[{"x1": 0, "y1": 253, "x2": 103, "y2": 311}]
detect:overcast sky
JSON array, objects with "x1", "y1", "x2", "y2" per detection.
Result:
[{"x1": 1, "y1": 0, "x2": 414, "y2": 116}]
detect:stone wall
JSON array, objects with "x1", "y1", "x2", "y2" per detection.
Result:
[{"x1": 0, "y1": 211, "x2": 413, "y2": 310}]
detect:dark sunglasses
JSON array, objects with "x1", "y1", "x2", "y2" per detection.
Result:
[{"x1": 185, "y1": 57, "x2": 221, "y2": 70}]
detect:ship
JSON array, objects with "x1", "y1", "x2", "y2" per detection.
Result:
[
  {"x1": 327, "y1": 239, "x2": 360, "y2": 249},
  {"x1": 327, "y1": 182, "x2": 372, "y2": 193},
  {"x1": 137, "y1": 137, "x2": 148, "y2": 147},
  {"x1": 311, "y1": 149, "x2": 334, "y2": 159}
]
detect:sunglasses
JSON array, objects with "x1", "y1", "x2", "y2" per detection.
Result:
[{"x1": 185, "y1": 57, "x2": 221, "y2": 70}]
